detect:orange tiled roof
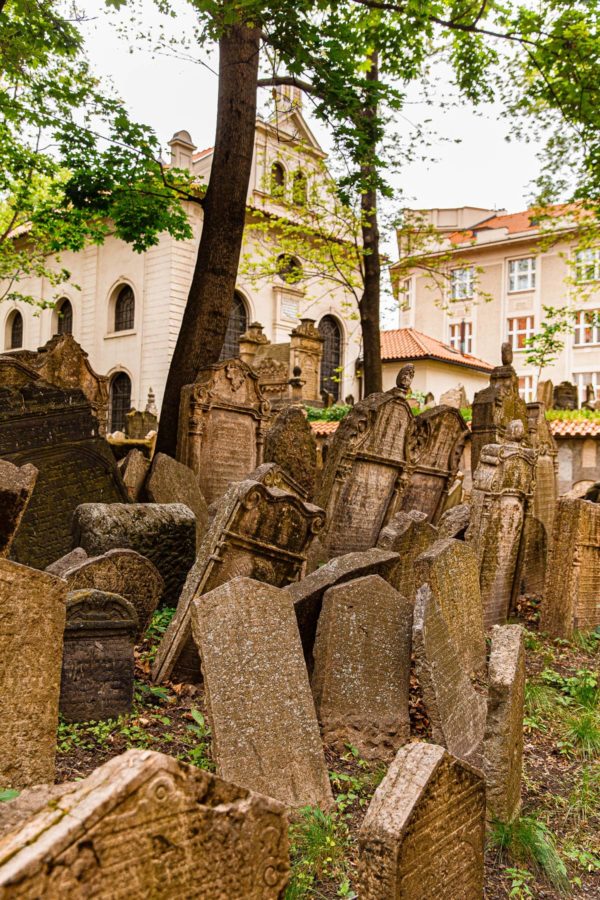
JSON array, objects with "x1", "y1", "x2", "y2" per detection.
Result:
[
  {"x1": 310, "y1": 420, "x2": 340, "y2": 436},
  {"x1": 380, "y1": 328, "x2": 493, "y2": 372},
  {"x1": 448, "y1": 204, "x2": 580, "y2": 246},
  {"x1": 549, "y1": 418, "x2": 600, "y2": 437},
  {"x1": 192, "y1": 147, "x2": 214, "y2": 161}
]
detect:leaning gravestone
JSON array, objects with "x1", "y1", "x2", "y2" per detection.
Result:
[
  {"x1": 191, "y1": 577, "x2": 333, "y2": 810},
  {"x1": 414, "y1": 538, "x2": 486, "y2": 675},
  {"x1": 553, "y1": 380, "x2": 578, "y2": 410},
  {"x1": 377, "y1": 510, "x2": 437, "y2": 601},
  {"x1": 437, "y1": 502, "x2": 471, "y2": 539},
  {"x1": 118, "y1": 448, "x2": 149, "y2": 501},
  {"x1": 73, "y1": 502, "x2": 196, "y2": 608},
  {"x1": 412, "y1": 585, "x2": 486, "y2": 766},
  {"x1": 0, "y1": 749, "x2": 289, "y2": 898},
  {"x1": 46, "y1": 547, "x2": 89, "y2": 576},
  {"x1": 153, "y1": 479, "x2": 325, "y2": 684},
  {"x1": 263, "y1": 405, "x2": 318, "y2": 500},
  {"x1": 176, "y1": 358, "x2": 271, "y2": 505},
  {"x1": 145, "y1": 452, "x2": 210, "y2": 545},
  {"x1": 483, "y1": 625, "x2": 525, "y2": 824},
  {"x1": 60, "y1": 589, "x2": 138, "y2": 722},
  {"x1": 358, "y1": 742, "x2": 486, "y2": 899},
  {"x1": 440, "y1": 384, "x2": 468, "y2": 410},
  {"x1": 0, "y1": 460, "x2": 37, "y2": 558},
  {"x1": 312, "y1": 575, "x2": 412, "y2": 761},
  {"x1": 0, "y1": 560, "x2": 66, "y2": 788}
]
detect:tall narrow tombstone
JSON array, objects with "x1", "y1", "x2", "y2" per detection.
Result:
[
  {"x1": 60, "y1": 589, "x2": 138, "y2": 722},
  {"x1": 145, "y1": 452, "x2": 210, "y2": 545},
  {"x1": 176, "y1": 359, "x2": 271, "y2": 504},
  {"x1": 358, "y1": 742, "x2": 486, "y2": 899},
  {"x1": 191, "y1": 577, "x2": 333, "y2": 810},
  {"x1": 263, "y1": 405, "x2": 317, "y2": 500},
  {"x1": 312, "y1": 575, "x2": 412, "y2": 761},
  {"x1": 118, "y1": 448, "x2": 149, "y2": 501},
  {"x1": 414, "y1": 538, "x2": 486, "y2": 675},
  {"x1": 541, "y1": 498, "x2": 600, "y2": 637},
  {"x1": 0, "y1": 749, "x2": 289, "y2": 898},
  {"x1": 0, "y1": 460, "x2": 38, "y2": 558},
  {"x1": 466, "y1": 421, "x2": 536, "y2": 627},
  {"x1": 483, "y1": 625, "x2": 525, "y2": 824},
  {"x1": 153, "y1": 479, "x2": 325, "y2": 684},
  {"x1": 377, "y1": 510, "x2": 437, "y2": 601},
  {"x1": 521, "y1": 401, "x2": 558, "y2": 595},
  {"x1": 0, "y1": 560, "x2": 66, "y2": 788}
]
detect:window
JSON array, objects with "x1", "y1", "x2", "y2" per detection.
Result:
[
  {"x1": 508, "y1": 257, "x2": 536, "y2": 292},
  {"x1": 399, "y1": 278, "x2": 413, "y2": 311},
  {"x1": 518, "y1": 375, "x2": 534, "y2": 403},
  {"x1": 270, "y1": 162, "x2": 285, "y2": 195},
  {"x1": 109, "y1": 371, "x2": 132, "y2": 433},
  {"x1": 292, "y1": 171, "x2": 307, "y2": 206},
  {"x1": 114, "y1": 285, "x2": 135, "y2": 332},
  {"x1": 8, "y1": 311, "x2": 23, "y2": 349},
  {"x1": 219, "y1": 291, "x2": 248, "y2": 360},
  {"x1": 507, "y1": 316, "x2": 535, "y2": 350},
  {"x1": 276, "y1": 254, "x2": 303, "y2": 285},
  {"x1": 449, "y1": 321, "x2": 473, "y2": 354},
  {"x1": 55, "y1": 298, "x2": 73, "y2": 335},
  {"x1": 575, "y1": 248, "x2": 600, "y2": 283},
  {"x1": 450, "y1": 267, "x2": 474, "y2": 300},
  {"x1": 318, "y1": 315, "x2": 342, "y2": 401},
  {"x1": 574, "y1": 309, "x2": 600, "y2": 345},
  {"x1": 574, "y1": 371, "x2": 600, "y2": 405}
]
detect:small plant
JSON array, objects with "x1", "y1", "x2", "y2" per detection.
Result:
[
  {"x1": 286, "y1": 806, "x2": 350, "y2": 899},
  {"x1": 0, "y1": 789, "x2": 19, "y2": 803},
  {"x1": 564, "y1": 765, "x2": 600, "y2": 825},
  {"x1": 505, "y1": 866, "x2": 535, "y2": 898},
  {"x1": 562, "y1": 711, "x2": 600, "y2": 759},
  {"x1": 489, "y1": 815, "x2": 569, "y2": 893},
  {"x1": 572, "y1": 628, "x2": 600, "y2": 655},
  {"x1": 305, "y1": 405, "x2": 351, "y2": 422},
  {"x1": 140, "y1": 607, "x2": 176, "y2": 662}
]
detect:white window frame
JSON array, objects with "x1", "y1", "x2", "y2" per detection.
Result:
[
  {"x1": 399, "y1": 277, "x2": 413, "y2": 310},
  {"x1": 575, "y1": 248, "x2": 600, "y2": 283},
  {"x1": 508, "y1": 257, "x2": 536, "y2": 292},
  {"x1": 507, "y1": 316, "x2": 535, "y2": 351},
  {"x1": 573, "y1": 309, "x2": 600, "y2": 346},
  {"x1": 448, "y1": 321, "x2": 473, "y2": 354},
  {"x1": 574, "y1": 371, "x2": 600, "y2": 405},
  {"x1": 518, "y1": 374, "x2": 534, "y2": 403},
  {"x1": 450, "y1": 266, "x2": 474, "y2": 301}
]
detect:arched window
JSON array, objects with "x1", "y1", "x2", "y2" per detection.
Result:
[
  {"x1": 271, "y1": 162, "x2": 285, "y2": 195},
  {"x1": 276, "y1": 254, "x2": 303, "y2": 285},
  {"x1": 219, "y1": 291, "x2": 248, "y2": 360},
  {"x1": 318, "y1": 315, "x2": 342, "y2": 402},
  {"x1": 114, "y1": 285, "x2": 135, "y2": 332},
  {"x1": 292, "y1": 170, "x2": 307, "y2": 206},
  {"x1": 7, "y1": 311, "x2": 23, "y2": 349},
  {"x1": 56, "y1": 298, "x2": 73, "y2": 335},
  {"x1": 109, "y1": 371, "x2": 132, "y2": 433}
]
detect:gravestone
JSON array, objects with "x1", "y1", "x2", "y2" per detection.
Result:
[
  {"x1": 536, "y1": 379, "x2": 553, "y2": 408},
  {"x1": 414, "y1": 538, "x2": 486, "y2": 675},
  {"x1": 553, "y1": 380, "x2": 578, "y2": 410},
  {"x1": 125, "y1": 406, "x2": 157, "y2": 439},
  {"x1": 471, "y1": 342, "x2": 528, "y2": 474},
  {"x1": 118, "y1": 448, "x2": 148, "y2": 501},
  {"x1": 0, "y1": 749, "x2": 289, "y2": 898},
  {"x1": 153, "y1": 479, "x2": 325, "y2": 684},
  {"x1": 145, "y1": 452, "x2": 209, "y2": 544},
  {"x1": 377, "y1": 510, "x2": 437, "y2": 601},
  {"x1": 439, "y1": 384, "x2": 468, "y2": 410},
  {"x1": 191, "y1": 577, "x2": 333, "y2": 810},
  {"x1": 521, "y1": 401, "x2": 558, "y2": 594},
  {"x1": 73, "y1": 502, "x2": 196, "y2": 608},
  {"x1": 0, "y1": 460, "x2": 37, "y2": 558},
  {"x1": 466, "y1": 421, "x2": 536, "y2": 627},
  {"x1": 483, "y1": 625, "x2": 525, "y2": 824},
  {"x1": 541, "y1": 498, "x2": 600, "y2": 637},
  {"x1": 312, "y1": 575, "x2": 412, "y2": 761},
  {"x1": 285, "y1": 547, "x2": 400, "y2": 669},
  {"x1": 314, "y1": 365, "x2": 417, "y2": 560},
  {"x1": 437, "y1": 502, "x2": 471, "y2": 539},
  {"x1": 0, "y1": 358, "x2": 129, "y2": 569},
  {"x1": 176, "y1": 359, "x2": 271, "y2": 504},
  {"x1": 60, "y1": 589, "x2": 138, "y2": 722},
  {"x1": 412, "y1": 585, "x2": 486, "y2": 766},
  {"x1": 263, "y1": 405, "x2": 317, "y2": 500},
  {"x1": 0, "y1": 560, "x2": 66, "y2": 788},
  {"x1": 46, "y1": 547, "x2": 88, "y2": 576},
  {"x1": 244, "y1": 461, "x2": 309, "y2": 499},
  {"x1": 358, "y1": 742, "x2": 485, "y2": 899}
]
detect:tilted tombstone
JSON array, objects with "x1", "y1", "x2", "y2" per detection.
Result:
[
  {"x1": 466, "y1": 421, "x2": 537, "y2": 627},
  {"x1": 0, "y1": 460, "x2": 37, "y2": 558},
  {"x1": 244, "y1": 461, "x2": 309, "y2": 499},
  {"x1": 437, "y1": 502, "x2": 471, "y2": 539},
  {"x1": 145, "y1": 452, "x2": 209, "y2": 545},
  {"x1": 439, "y1": 384, "x2": 468, "y2": 410},
  {"x1": 377, "y1": 510, "x2": 437, "y2": 601},
  {"x1": 0, "y1": 560, "x2": 66, "y2": 788},
  {"x1": 414, "y1": 538, "x2": 486, "y2": 675},
  {"x1": 521, "y1": 401, "x2": 558, "y2": 594},
  {"x1": 536, "y1": 379, "x2": 553, "y2": 408},
  {"x1": 0, "y1": 749, "x2": 289, "y2": 898},
  {"x1": 541, "y1": 498, "x2": 600, "y2": 637},
  {"x1": 483, "y1": 625, "x2": 525, "y2": 824},
  {"x1": 118, "y1": 448, "x2": 148, "y2": 501},
  {"x1": 60, "y1": 589, "x2": 138, "y2": 722},
  {"x1": 153, "y1": 479, "x2": 325, "y2": 684},
  {"x1": 191, "y1": 577, "x2": 333, "y2": 810},
  {"x1": 73, "y1": 502, "x2": 196, "y2": 609},
  {"x1": 357, "y1": 742, "x2": 486, "y2": 900},
  {"x1": 312, "y1": 575, "x2": 412, "y2": 761},
  {"x1": 46, "y1": 547, "x2": 88, "y2": 577},
  {"x1": 553, "y1": 380, "x2": 579, "y2": 410},
  {"x1": 412, "y1": 585, "x2": 486, "y2": 767},
  {"x1": 263, "y1": 405, "x2": 318, "y2": 500},
  {"x1": 176, "y1": 358, "x2": 271, "y2": 505}
]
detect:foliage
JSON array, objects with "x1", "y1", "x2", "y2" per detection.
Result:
[
  {"x1": 0, "y1": 788, "x2": 19, "y2": 803},
  {"x1": 504, "y1": 866, "x2": 535, "y2": 899},
  {"x1": 139, "y1": 606, "x2": 176, "y2": 663},
  {"x1": 305, "y1": 404, "x2": 351, "y2": 422},
  {"x1": 286, "y1": 805, "x2": 351, "y2": 899},
  {"x1": 546, "y1": 409, "x2": 600, "y2": 421},
  {"x1": 490, "y1": 815, "x2": 570, "y2": 893}
]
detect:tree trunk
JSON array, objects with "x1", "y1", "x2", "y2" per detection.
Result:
[
  {"x1": 156, "y1": 21, "x2": 261, "y2": 456},
  {"x1": 358, "y1": 51, "x2": 382, "y2": 397}
]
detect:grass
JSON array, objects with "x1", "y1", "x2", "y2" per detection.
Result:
[
  {"x1": 286, "y1": 806, "x2": 353, "y2": 899},
  {"x1": 564, "y1": 765, "x2": 600, "y2": 826},
  {"x1": 562, "y1": 711, "x2": 600, "y2": 758},
  {"x1": 490, "y1": 815, "x2": 570, "y2": 893}
]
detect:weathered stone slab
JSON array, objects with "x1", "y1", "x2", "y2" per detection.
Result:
[
  {"x1": 312, "y1": 575, "x2": 412, "y2": 761},
  {"x1": 60, "y1": 589, "x2": 138, "y2": 722},
  {"x1": 358, "y1": 742, "x2": 485, "y2": 899},
  {"x1": 0, "y1": 749, "x2": 289, "y2": 898},
  {"x1": 285, "y1": 548, "x2": 400, "y2": 669},
  {"x1": 0, "y1": 460, "x2": 38, "y2": 558},
  {"x1": 118, "y1": 448, "x2": 149, "y2": 501},
  {"x1": 377, "y1": 510, "x2": 437, "y2": 601},
  {"x1": 437, "y1": 502, "x2": 471, "y2": 539},
  {"x1": 263, "y1": 405, "x2": 317, "y2": 500},
  {"x1": 483, "y1": 625, "x2": 525, "y2": 823},
  {"x1": 46, "y1": 547, "x2": 88, "y2": 576},
  {"x1": 73, "y1": 502, "x2": 196, "y2": 609},
  {"x1": 414, "y1": 538, "x2": 486, "y2": 675},
  {"x1": 191, "y1": 577, "x2": 333, "y2": 810},
  {"x1": 0, "y1": 560, "x2": 66, "y2": 788},
  {"x1": 245, "y1": 461, "x2": 309, "y2": 499},
  {"x1": 153, "y1": 480, "x2": 325, "y2": 684},
  {"x1": 541, "y1": 498, "x2": 600, "y2": 637},
  {"x1": 412, "y1": 585, "x2": 486, "y2": 766},
  {"x1": 553, "y1": 380, "x2": 578, "y2": 410},
  {"x1": 145, "y1": 452, "x2": 209, "y2": 544},
  {"x1": 521, "y1": 401, "x2": 558, "y2": 595}
]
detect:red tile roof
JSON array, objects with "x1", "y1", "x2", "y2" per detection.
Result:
[
  {"x1": 310, "y1": 420, "x2": 340, "y2": 436},
  {"x1": 448, "y1": 204, "x2": 580, "y2": 246},
  {"x1": 380, "y1": 328, "x2": 493, "y2": 372},
  {"x1": 549, "y1": 418, "x2": 600, "y2": 437},
  {"x1": 192, "y1": 147, "x2": 214, "y2": 161}
]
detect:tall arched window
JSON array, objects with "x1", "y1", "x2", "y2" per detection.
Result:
[
  {"x1": 292, "y1": 170, "x2": 307, "y2": 206},
  {"x1": 219, "y1": 291, "x2": 248, "y2": 360},
  {"x1": 114, "y1": 285, "x2": 135, "y2": 332},
  {"x1": 318, "y1": 315, "x2": 342, "y2": 401},
  {"x1": 271, "y1": 162, "x2": 285, "y2": 195},
  {"x1": 56, "y1": 298, "x2": 73, "y2": 335},
  {"x1": 7, "y1": 311, "x2": 23, "y2": 349},
  {"x1": 109, "y1": 371, "x2": 132, "y2": 433},
  {"x1": 276, "y1": 254, "x2": 303, "y2": 284}
]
